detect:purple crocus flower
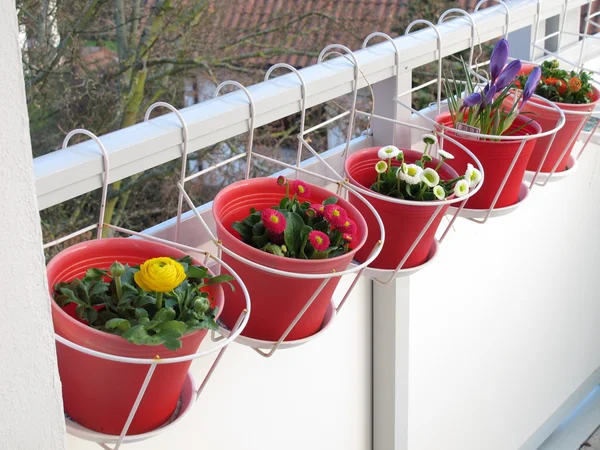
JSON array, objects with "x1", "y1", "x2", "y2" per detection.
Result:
[
  {"x1": 483, "y1": 84, "x2": 497, "y2": 105},
  {"x1": 490, "y1": 39, "x2": 509, "y2": 84},
  {"x1": 520, "y1": 66, "x2": 542, "y2": 109},
  {"x1": 460, "y1": 92, "x2": 482, "y2": 110},
  {"x1": 495, "y1": 59, "x2": 522, "y2": 91}
]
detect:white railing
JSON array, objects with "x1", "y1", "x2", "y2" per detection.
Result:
[{"x1": 34, "y1": 0, "x2": 600, "y2": 212}]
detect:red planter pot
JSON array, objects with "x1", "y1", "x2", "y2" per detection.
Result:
[
  {"x1": 212, "y1": 178, "x2": 367, "y2": 342},
  {"x1": 435, "y1": 112, "x2": 541, "y2": 210},
  {"x1": 345, "y1": 148, "x2": 458, "y2": 270},
  {"x1": 47, "y1": 238, "x2": 224, "y2": 436},
  {"x1": 518, "y1": 63, "x2": 600, "y2": 173}
]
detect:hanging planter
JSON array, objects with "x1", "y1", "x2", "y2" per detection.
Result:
[
  {"x1": 345, "y1": 140, "x2": 472, "y2": 270},
  {"x1": 48, "y1": 238, "x2": 227, "y2": 436},
  {"x1": 436, "y1": 38, "x2": 545, "y2": 211},
  {"x1": 435, "y1": 112, "x2": 541, "y2": 209},
  {"x1": 517, "y1": 61, "x2": 600, "y2": 174},
  {"x1": 212, "y1": 177, "x2": 368, "y2": 342}
]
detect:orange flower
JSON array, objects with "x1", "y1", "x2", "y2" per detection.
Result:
[
  {"x1": 545, "y1": 77, "x2": 567, "y2": 95},
  {"x1": 568, "y1": 77, "x2": 582, "y2": 92}
]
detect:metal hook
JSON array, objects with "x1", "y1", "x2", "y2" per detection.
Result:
[
  {"x1": 362, "y1": 32, "x2": 400, "y2": 69},
  {"x1": 62, "y1": 129, "x2": 109, "y2": 241},
  {"x1": 317, "y1": 44, "x2": 361, "y2": 159},
  {"x1": 438, "y1": 9, "x2": 478, "y2": 68},
  {"x1": 474, "y1": 0, "x2": 511, "y2": 40},
  {"x1": 144, "y1": 102, "x2": 189, "y2": 243},
  {"x1": 405, "y1": 20, "x2": 443, "y2": 113},
  {"x1": 214, "y1": 81, "x2": 257, "y2": 180},
  {"x1": 264, "y1": 63, "x2": 308, "y2": 175}
]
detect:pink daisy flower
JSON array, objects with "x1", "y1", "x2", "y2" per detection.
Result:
[
  {"x1": 342, "y1": 233, "x2": 357, "y2": 249},
  {"x1": 262, "y1": 208, "x2": 286, "y2": 234},
  {"x1": 308, "y1": 230, "x2": 330, "y2": 252},
  {"x1": 309, "y1": 203, "x2": 325, "y2": 217},
  {"x1": 292, "y1": 180, "x2": 311, "y2": 197},
  {"x1": 336, "y1": 218, "x2": 357, "y2": 234},
  {"x1": 277, "y1": 175, "x2": 287, "y2": 186},
  {"x1": 323, "y1": 204, "x2": 347, "y2": 227}
]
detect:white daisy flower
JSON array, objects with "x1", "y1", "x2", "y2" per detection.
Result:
[
  {"x1": 433, "y1": 185, "x2": 446, "y2": 200},
  {"x1": 438, "y1": 149, "x2": 454, "y2": 160},
  {"x1": 420, "y1": 168, "x2": 440, "y2": 187},
  {"x1": 375, "y1": 160, "x2": 388, "y2": 174},
  {"x1": 422, "y1": 133, "x2": 437, "y2": 145},
  {"x1": 398, "y1": 164, "x2": 423, "y2": 185},
  {"x1": 454, "y1": 179, "x2": 470, "y2": 197},
  {"x1": 464, "y1": 163, "x2": 482, "y2": 188},
  {"x1": 378, "y1": 145, "x2": 401, "y2": 160}
]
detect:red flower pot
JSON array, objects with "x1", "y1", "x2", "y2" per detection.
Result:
[
  {"x1": 345, "y1": 148, "x2": 458, "y2": 270},
  {"x1": 435, "y1": 112, "x2": 541, "y2": 210},
  {"x1": 47, "y1": 238, "x2": 224, "y2": 436},
  {"x1": 518, "y1": 63, "x2": 600, "y2": 173},
  {"x1": 212, "y1": 178, "x2": 367, "y2": 342}
]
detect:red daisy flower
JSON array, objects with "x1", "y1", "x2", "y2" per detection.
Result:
[
  {"x1": 310, "y1": 203, "x2": 325, "y2": 217},
  {"x1": 337, "y1": 218, "x2": 357, "y2": 234},
  {"x1": 323, "y1": 204, "x2": 347, "y2": 227},
  {"x1": 292, "y1": 180, "x2": 311, "y2": 197},
  {"x1": 342, "y1": 233, "x2": 357, "y2": 249},
  {"x1": 262, "y1": 208, "x2": 286, "y2": 234},
  {"x1": 308, "y1": 230, "x2": 330, "y2": 252}
]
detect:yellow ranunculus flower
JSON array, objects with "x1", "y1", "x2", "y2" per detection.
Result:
[{"x1": 134, "y1": 257, "x2": 186, "y2": 293}]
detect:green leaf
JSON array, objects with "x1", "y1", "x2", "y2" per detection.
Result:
[
  {"x1": 186, "y1": 265, "x2": 208, "y2": 280},
  {"x1": 85, "y1": 268, "x2": 108, "y2": 279},
  {"x1": 264, "y1": 243, "x2": 284, "y2": 256},
  {"x1": 159, "y1": 320, "x2": 187, "y2": 335},
  {"x1": 232, "y1": 221, "x2": 251, "y2": 239},
  {"x1": 251, "y1": 229, "x2": 269, "y2": 248},
  {"x1": 105, "y1": 318, "x2": 131, "y2": 332},
  {"x1": 153, "y1": 308, "x2": 177, "y2": 322},
  {"x1": 283, "y1": 211, "x2": 305, "y2": 257},
  {"x1": 299, "y1": 225, "x2": 312, "y2": 259},
  {"x1": 205, "y1": 274, "x2": 235, "y2": 285},
  {"x1": 279, "y1": 196, "x2": 291, "y2": 209},
  {"x1": 322, "y1": 197, "x2": 338, "y2": 205}
]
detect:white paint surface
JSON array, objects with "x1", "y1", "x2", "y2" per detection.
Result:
[
  {"x1": 66, "y1": 275, "x2": 372, "y2": 450},
  {"x1": 408, "y1": 144, "x2": 600, "y2": 450},
  {"x1": 0, "y1": 3, "x2": 66, "y2": 450}
]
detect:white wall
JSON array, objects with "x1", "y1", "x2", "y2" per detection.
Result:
[
  {"x1": 67, "y1": 275, "x2": 372, "y2": 450},
  {"x1": 0, "y1": 3, "x2": 66, "y2": 449},
  {"x1": 408, "y1": 144, "x2": 600, "y2": 450}
]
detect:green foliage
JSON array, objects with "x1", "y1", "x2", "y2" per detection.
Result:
[
  {"x1": 516, "y1": 59, "x2": 594, "y2": 104},
  {"x1": 231, "y1": 180, "x2": 351, "y2": 260},
  {"x1": 53, "y1": 255, "x2": 233, "y2": 350}
]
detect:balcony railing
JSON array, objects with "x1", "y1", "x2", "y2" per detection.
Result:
[{"x1": 33, "y1": 1, "x2": 600, "y2": 449}]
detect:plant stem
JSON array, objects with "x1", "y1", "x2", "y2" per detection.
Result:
[
  {"x1": 435, "y1": 158, "x2": 446, "y2": 172},
  {"x1": 387, "y1": 158, "x2": 392, "y2": 173},
  {"x1": 424, "y1": 143, "x2": 430, "y2": 156},
  {"x1": 377, "y1": 173, "x2": 381, "y2": 192},
  {"x1": 443, "y1": 175, "x2": 465, "y2": 186},
  {"x1": 115, "y1": 276, "x2": 123, "y2": 303},
  {"x1": 156, "y1": 292, "x2": 163, "y2": 310}
]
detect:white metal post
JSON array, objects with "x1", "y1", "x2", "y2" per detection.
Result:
[
  {"x1": 373, "y1": 278, "x2": 411, "y2": 450},
  {"x1": 370, "y1": 51, "x2": 412, "y2": 450}
]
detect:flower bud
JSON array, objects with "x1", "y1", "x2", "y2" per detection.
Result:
[
  {"x1": 281, "y1": 245, "x2": 288, "y2": 253},
  {"x1": 396, "y1": 151, "x2": 404, "y2": 162},
  {"x1": 422, "y1": 155, "x2": 433, "y2": 163},
  {"x1": 277, "y1": 175, "x2": 287, "y2": 186},
  {"x1": 194, "y1": 298, "x2": 210, "y2": 314},
  {"x1": 110, "y1": 261, "x2": 125, "y2": 278}
]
